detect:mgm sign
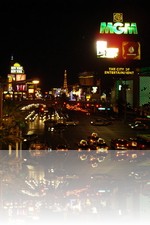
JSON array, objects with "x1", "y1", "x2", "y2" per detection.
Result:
[
  {"x1": 100, "y1": 13, "x2": 138, "y2": 35},
  {"x1": 97, "y1": 13, "x2": 140, "y2": 59}
]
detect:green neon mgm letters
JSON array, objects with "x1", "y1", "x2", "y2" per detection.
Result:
[{"x1": 100, "y1": 22, "x2": 138, "y2": 34}]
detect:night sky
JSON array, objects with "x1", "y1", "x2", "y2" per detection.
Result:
[{"x1": 0, "y1": 0, "x2": 149, "y2": 90}]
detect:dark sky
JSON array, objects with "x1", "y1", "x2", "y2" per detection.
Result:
[{"x1": 0, "y1": 0, "x2": 150, "y2": 90}]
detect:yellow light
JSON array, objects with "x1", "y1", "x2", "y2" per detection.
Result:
[{"x1": 32, "y1": 80, "x2": 39, "y2": 84}]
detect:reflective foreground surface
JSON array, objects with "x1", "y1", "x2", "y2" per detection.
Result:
[{"x1": 0, "y1": 150, "x2": 150, "y2": 225}]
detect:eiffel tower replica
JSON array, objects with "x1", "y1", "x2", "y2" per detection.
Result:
[{"x1": 63, "y1": 69, "x2": 68, "y2": 95}]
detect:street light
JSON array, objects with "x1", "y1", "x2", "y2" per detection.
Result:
[{"x1": 32, "y1": 80, "x2": 39, "y2": 85}]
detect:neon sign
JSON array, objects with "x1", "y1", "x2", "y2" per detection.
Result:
[
  {"x1": 104, "y1": 67, "x2": 134, "y2": 75},
  {"x1": 97, "y1": 13, "x2": 140, "y2": 59},
  {"x1": 99, "y1": 13, "x2": 138, "y2": 35},
  {"x1": 100, "y1": 22, "x2": 138, "y2": 34}
]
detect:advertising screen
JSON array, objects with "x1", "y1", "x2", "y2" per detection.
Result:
[
  {"x1": 16, "y1": 74, "x2": 26, "y2": 81},
  {"x1": 122, "y1": 42, "x2": 141, "y2": 60},
  {"x1": 96, "y1": 40, "x2": 140, "y2": 60},
  {"x1": 96, "y1": 41, "x2": 119, "y2": 58}
]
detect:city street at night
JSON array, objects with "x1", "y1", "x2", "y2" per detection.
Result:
[{"x1": 0, "y1": 2, "x2": 150, "y2": 225}]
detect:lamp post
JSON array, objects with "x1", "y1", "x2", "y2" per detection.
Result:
[{"x1": 32, "y1": 80, "x2": 39, "y2": 99}]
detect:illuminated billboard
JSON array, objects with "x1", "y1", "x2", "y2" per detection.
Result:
[
  {"x1": 100, "y1": 13, "x2": 138, "y2": 35},
  {"x1": 97, "y1": 13, "x2": 140, "y2": 60},
  {"x1": 100, "y1": 22, "x2": 138, "y2": 35},
  {"x1": 16, "y1": 85, "x2": 26, "y2": 91},
  {"x1": 16, "y1": 74, "x2": 26, "y2": 81},
  {"x1": 28, "y1": 89, "x2": 34, "y2": 94},
  {"x1": 8, "y1": 74, "x2": 15, "y2": 91},
  {"x1": 11, "y1": 62, "x2": 24, "y2": 74},
  {"x1": 96, "y1": 41, "x2": 119, "y2": 58},
  {"x1": 104, "y1": 67, "x2": 134, "y2": 75},
  {"x1": 122, "y1": 41, "x2": 141, "y2": 60}
]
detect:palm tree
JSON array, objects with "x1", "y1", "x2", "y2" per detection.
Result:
[{"x1": 0, "y1": 100, "x2": 28, "y2": 149}]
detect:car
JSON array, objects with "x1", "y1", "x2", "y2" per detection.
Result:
[
  {"x1": 46, "y1": 122, "x2": 66, "y2": 132},
  {"x1": 77, "y1": 139, "x2": 95, "y2": 151},
  {"x1": 44, "y1": 119, "x2": 57, "y2": 131},
  {"x1": 87, "y1": 132, "x2": 99, "y2": 145},
  {"x1": 126, "y1": 137, "x2": 150, "y2": 150},
  {"x1": 22, "y1": 132, "x2": 39, "y2": 149},
  {"x1": 90, "y1": 118, "x2": 112, "y2": 126},
  {"x1": 23, "y1": 133, "x2": 38, "y2": 143},
  {"x1": 135, "y1": 135, "x2": 150, "y2": 150},
  {"x1": 96, "y1": 138, "x2": 109, "y2": 151},
  {"x1": 128, "y1": 120, "x2": 142, "y2": 127},
  {"x1": 130, "y1": 123, "x2": 149, "y2": 130},
  {"x1": 127, "y1": 137, "x2": 139, "y2": 150},
  {"x1": 110, "y1": 138, "x2": 129, "y2": 150},
  {"x1": 64, "y1": 119, "x2": 79, "y2": 126},
  {"x1": 127, "y1": 136, "x2": 150, "y2": 150}
]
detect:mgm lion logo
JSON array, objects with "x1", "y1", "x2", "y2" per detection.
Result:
[{"x1": 113, "y1": 13, "x2": 123, "y2": 22}]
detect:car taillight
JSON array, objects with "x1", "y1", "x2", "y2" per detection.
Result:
[{"x1": 141, "y1": 145, "x2": 145, "y2": 149}]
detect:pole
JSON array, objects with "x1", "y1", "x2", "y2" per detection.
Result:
[
  {"x1": 16, "y1": 142, "x2": 19, "y2": 158},
  {"x1": 19, "y1": 131, "x2": 22, "y2": 158},
  {"x1": 8, "y1": 144, "x2": 12, "y2": 156},
  {"x1": 124, "y1": 82, "x2": 127, "y2": 123},
  {"x1": 123, "y1": 74, "x2": 127, "y2": 123},
  {"x1": 0, "y1": 86, "x2": 3, "y2": 119}
]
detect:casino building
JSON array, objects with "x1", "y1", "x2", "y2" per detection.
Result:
[{"x1": 95, "y1": 12, "x2": 150, "y2": 112}]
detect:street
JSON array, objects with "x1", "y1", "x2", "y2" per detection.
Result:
[{"x1": 26, "y1": 109, "x2": 149, "y2": 149}]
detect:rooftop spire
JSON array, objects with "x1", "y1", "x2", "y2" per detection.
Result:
[
  {"x1": 63, "y1": 69, "x2": 68, "y2": 94},
  {"x1": 11, "y1": 54, "x2": 14, "y2": 61}
]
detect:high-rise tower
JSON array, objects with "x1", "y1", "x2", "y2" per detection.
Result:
[{"x1": 63, "y1": 69, "x2": 68, "y2": 95}]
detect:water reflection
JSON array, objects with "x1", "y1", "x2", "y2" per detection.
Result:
[{"x1": 0, "y1": 150, "x2": 150, "y2": 225}]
